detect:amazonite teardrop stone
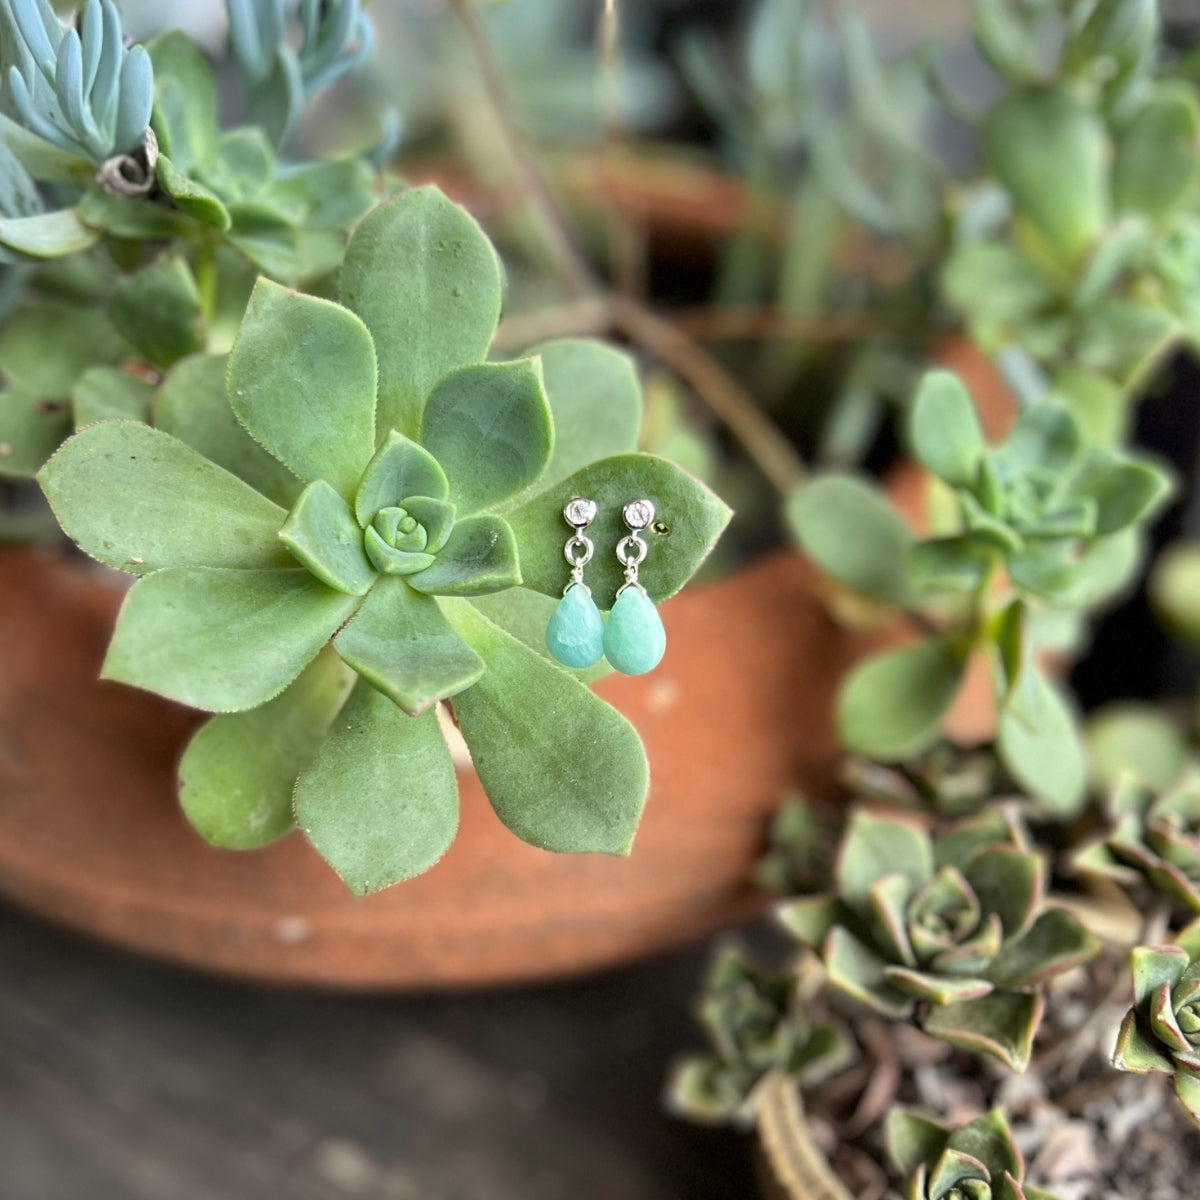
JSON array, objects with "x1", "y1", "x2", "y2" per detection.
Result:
[
  {"x1": 603, "y1": 587, "x2": 666, "y2": 676},
  {"x1": 546, "y1": 586, "x2": 605, "y2": 668}
]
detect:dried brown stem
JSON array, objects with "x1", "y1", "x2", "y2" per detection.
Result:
[{"x1": 446, "y1": 0, "x2": 598, "y2": 298}]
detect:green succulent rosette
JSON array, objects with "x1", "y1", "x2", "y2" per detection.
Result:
[
  {"x1": 887, "y1": 1108, "x2": 1061, "y2": 1200},
  {"x1": 665, "y1": 945, "x2": 853, "y2": 1127},
  {"x1": 37, "y1": 187, "x2": 731, "y2": 893},
  {"x1": 790, "y1": 370, "x2": 1173, "y2": 817},
  {"x1": 1075, "y1": 775, "x2": 1200, "y2": 914},
  {"x1": 779, "y1": 808, "x2": 1099, "y2": 1069},
  {"x1": 1113, "y1": 920, "x2": 1200, "y2": 1128}
]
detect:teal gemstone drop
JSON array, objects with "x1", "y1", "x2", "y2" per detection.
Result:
[
  {"x1": 603, "y1": 587, "x2": 666, "y2": 676},
  {"x1": 546, "y1": 585, "x2": 605, "y2": 668}
]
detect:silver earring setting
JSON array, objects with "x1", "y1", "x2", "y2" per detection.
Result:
[
  {"x1": 545, "y1": 497, "x2": 606, "y2": 669},
  {"x1": 602, "y1": 499, "x2": 667, "y2": 676}
]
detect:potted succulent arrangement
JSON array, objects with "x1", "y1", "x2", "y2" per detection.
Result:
[
  {"x1": 0, "y1": 0, "x2": 795, "y2": 987},
  {"x1": 665, "y1": 0, "x2": 1200, "y2": 1195}
]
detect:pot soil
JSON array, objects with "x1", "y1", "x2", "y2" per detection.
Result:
[{"x1": 0, "y1": 544, "x2": 881, "y2": 989}]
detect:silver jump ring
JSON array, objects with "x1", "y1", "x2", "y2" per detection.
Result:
[
  {"x1": 616, "y1": 534, "x2": 646, "y2": 569},
  {"x1": 564, "y1": 535, "x2": 594, "y2": 568}
]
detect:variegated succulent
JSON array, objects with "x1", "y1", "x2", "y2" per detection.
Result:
[
  {"x1": 1075, "y1": 775, "x2": 1200, "y2": 914},
  {"x1": 1113, "y1": 920, "x2": 1200, "y2": 1128},
  {"x1": 779, "y1": 809, "x2": 1099, "y2": 1069},
  {"x1": 665, "y1": 945, "x2": 853, "y2": 1127},
  {"x1": 887, "y1": 1108, "x2": 1061, "y2": 1200}
]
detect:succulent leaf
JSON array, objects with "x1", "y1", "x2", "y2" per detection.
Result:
[
  {"x1": 293, "y1": 681, "x2": 459, "y2": 895},
  {"x1": 228, "y1": 278, "x2": 377, "y2": 500},
  {"x1": 178, "y1": 648, "x2": 353, "y2": 849},
  {"x1": 340, "y1": 188, "x2": 503, "y2": 440},
  {"x1": 102, "y1": 567, "x2": 360, "y2": 712}
]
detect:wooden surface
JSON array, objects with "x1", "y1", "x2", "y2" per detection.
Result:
[
  {"x1": 0, "y1": 901, "x2": 754, "y2": 1200},
  {"x1": 0, "y1": 545, "x2": 873, "y2": 989}
]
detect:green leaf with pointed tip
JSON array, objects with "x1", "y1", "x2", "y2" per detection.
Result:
[
  {"x1": 0, "y1": 302, "x2": 127, "y2": 399},
  {"x1": 924, "y1": 990, "x2": 1043, "y2": 1071},
  {"x1": 447, "y1": 601, "x2": 648, "y2": 855},
  {"x1": 402, "y1": 496, "x2": 456, "y2": 554},
  {"x1": 406, "y1": 515, "x2": 519, "y2": 597},
  {"x1": 525, "y1": 338, "x2": 643, "y2": 490},
  {"x1": 824, "y1": 925, "x2": 915, "y2": 1018},
  {"x1": 103, "y1": 567, "x2": 359, "y2": 711},
  {"x1": 984, "y1": 89, "x2": 1109, "y2": 266},
  {"x1": 72, "y1": 366, "x2": 155, "y2": 428},
  {"x1": 363, "y1": 528, "x2": 434, "y2": 575},
  {"x1": 909, "y1": 371, "x2": 986, "y2": 488},
  {"x1": 1069, "y1": 454, "x2": 1173, "y2": 536},
  {"x1": 156, "y1": 155, "x2": 231, "y2": 230},
  {"x1": 1175, "y1": 1070, "x2": 1200, "y2": 1128},
  {"x1": 962, "y1": 847, "x2": 1040, "y2": 940},
  {"x1": 884, "y1": 967, "x2": 993, "y2": 1006},
  {"x1": 506, "y1": 453, "x2": 731, "y2": 606},
  {"x1": 997, "y1": 669, "x2": 1086, "y2": 817},
  {"x1": 0, "y1": 207, "x2": 98, "y2": 257},
  {"x1": 788, "y1": 474, "x2": 914, "y2": 605},
  {"x1": 178, "y1": 649, "x2": 353, "y2": 849},
  {"x1": 340, "y1": 188, "x2": 503, "y2": 440},
  {"x1": 777, "y1": 896, "x2": 844, "y2": 950},
  {"x1": 1131, "y1": 944, "x2": 1190, "y2": 1005},
  {"x1": 107, "y1": 257, "x2": 205, "y2": 369},
  {"x1": 468, "y1": 588, "x2": 612, "y2": 683},
  {"x1": 838, "y1": 810, "x2": 933, "y2": 912},
  {"x1": 279, "y1": 479, "x2": 376, "y2": 595},
  {"x1": 838, "y1": 639, "x2": 966, "y2": 760},
  {"x1": 147, "y1": 30, "x2": 218, "y2": 173},
  {"x1": 886, "y1": 1111, "x2": 950, "y2": 1178},
  {"x1": 421, "y1": 358, "x2": 553, "y2": 514},
  {"x1": 1114, "y1": 1009, "x2": 1174, "y2": 1073},
  {"x1": 947, "y1": 1111, "x2": 1023, "y2": 1186},
  {"x1": 228, "y1": 279, "x2": 377, "y2": 499},
  {"x1": 154, "y1": 354, "x2": 301, "y2": 508},
  {"x1": 39, "y1": 422, "x2": 291, "y2": 574},
  {"x1": 333, "y1": 576, "x2": 484, "y2": 715},
  {"x1": 293, "y1": 681, "x2": 459, "y2": 895},
  {"x1": 199, "y1": 128, "x2": 275, "y2": 199},
  {"x1": 1051, "y1": 368, "x2": 1127, "y2": 447},
  {"x1": 1114, "y1": 88, "x2": 1200, "y2": 223},
  {"x1": 354, "y1": 430, "x2": 448, "y2": 526},
  {"x1": 985, "y1": 909, "x2": 1100, "y2": 990},
  {"x1": 0, "y1": 391, "x2": 71, "y2": 479}
]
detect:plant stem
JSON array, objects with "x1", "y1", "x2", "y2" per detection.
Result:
[
  {"x1": 447, "y1": 0, "x2": 807, "y2": 497},
  {"x1": 446, "y1": 0, "x2": 598, "y2": 299},
  {"x1": 611, "y1": 297, "x2": 808, "y2": 496}
]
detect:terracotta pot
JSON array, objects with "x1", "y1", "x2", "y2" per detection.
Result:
[{"x1": 0, "y1": 544, "x2": 882, "y2": 990}]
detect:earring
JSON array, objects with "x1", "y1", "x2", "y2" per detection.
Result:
[
  {"x1": 546, "y1": 497, "x2": 606, "y2": 669},
  {"x1": 603, "y1": 499, "x2": 666, "y2": 676}
]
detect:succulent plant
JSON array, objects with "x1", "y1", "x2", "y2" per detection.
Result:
[
  {"x1": 665, "y1": 945, "x2": 854, "y2": 1127},
  {"x1": 1075, "y1": 775, "x2": 1200, "y2": 914},
  {"x1": 36, "y1": 186, "x2": 731, "y2": 893},
  {"x1": 790, "y1": 369, "x2": 1172, "y2": 816},
  {"x1": 886, "y1": 1108, "x2": 1061, "y2": 1200},
  {"x1": 1113, "y1": 920, "x2": 1200, "y2": 1128},
  {"x1": 225, "y1": 0, "x2": 371, "y2": 148},
  {"x1": 754, "y1": 795, "x2": 841, "y2": 896},
  {"x1": 779, "y1": 808, "x2": 1099, "y2": 1069},
  {"x1": 0, "y1": 0, "x2": 153, "y2": 168},
  {"x1": 940, "y1": 0, "x2": 1199, "y2": 425}
]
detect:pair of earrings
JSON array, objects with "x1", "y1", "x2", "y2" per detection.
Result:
[{"x1": 546, "y1": 497, "x2": 666, "y2": 676}]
